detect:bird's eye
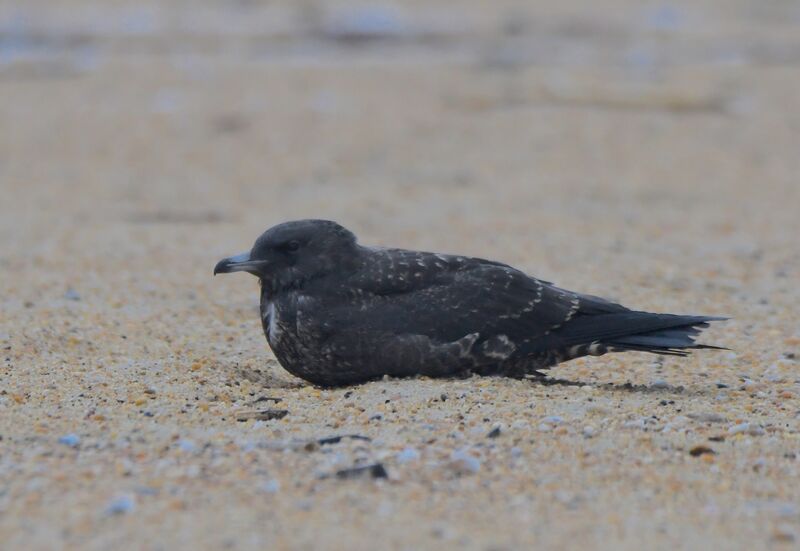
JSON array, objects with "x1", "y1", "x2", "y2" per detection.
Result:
[{"x1": 284, "y1": 240, "x2": 300, "y2": 252}]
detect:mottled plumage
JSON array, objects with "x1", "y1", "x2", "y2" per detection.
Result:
[{"x1": 214, "y1": 220, "x2": 725, "y2": 387}]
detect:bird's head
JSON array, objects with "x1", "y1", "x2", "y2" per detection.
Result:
[{"x1": 214, "y1": 219, "x2": 359, "y2": 292}]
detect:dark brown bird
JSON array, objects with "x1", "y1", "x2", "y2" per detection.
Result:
[{"x1": 214, "y1": 219, "x2": 725, "y2": 387}]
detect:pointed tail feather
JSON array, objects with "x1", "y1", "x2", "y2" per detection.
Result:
[
  {"x1": 555, "y1": 312, "x2": 728, "y2": 357},
  {"x1": 607, "y1": 325, "x2": 729, "y2": 355}
]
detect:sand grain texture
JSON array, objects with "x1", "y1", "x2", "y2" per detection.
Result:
[{"x1": 1, "y1": 1, "x2": 799, "y2": 549}]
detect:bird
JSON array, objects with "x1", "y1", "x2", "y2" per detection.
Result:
[{"x1": 214, "y1": 219, "x2": 726, "y2": 387}]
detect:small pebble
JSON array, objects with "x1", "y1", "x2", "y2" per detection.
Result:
[
  {"x1": 105, "y1": 495, "x2": 136, "y2": 515},
  {"x1": 324, "y1": 6, "x2": 407, "y2": 41},
  {"x1": 623, "y1": 418, "x2": 648, "y2": 430},
  {"x1": 64, "y1": 288, "x2": 81, "y2": 301},
  {"x1": 743, "y1": 380, "x2": 765, "y2": 393},
  {"x1": 396, "y1": 447, "x2": 420, "y2": 464},
  {"x1": 510, "y1": 419, "x2": 529, "y2": 430},
  {"x1": 58, "y1": 434, "x2": 80, "y2": 447},
  {"x1": 764, "y1": 364, "x2": 786, "y2": 383},
  {"x1": 728, "y1": 423, "x2": 765, "y2": 436},
  {"x1": 688, "y1": 412, "x2": 727, "y2": 423},
  {"x1": 235, "y1": 409, "x2": 289, "y2": 422},
  {"x1": 177, "y1": 439, "x2": 196, "y2": 453},
  {"x1": 582, "y1": 426, "x2": 597, "y2": 438},
  {"x1": 261, "y1": 479, "x2": 280, "y2": 493},
  {"x1": 335, "y1": 463, "x2": 388, "y2": 480},
  {"x1": 689, "y1": 445, "x2": 716, "y2": 457},
  {"x1": 449, "y1": 449, "x2": 481, "y2": 474}
]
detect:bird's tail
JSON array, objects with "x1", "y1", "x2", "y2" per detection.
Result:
[{"x1": 555, "y1": 312, "x2": 728, "y2": 360}]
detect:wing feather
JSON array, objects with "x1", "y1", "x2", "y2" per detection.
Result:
[{"x1": 331, "y1": 249, "x2": 603, "y2": 346}]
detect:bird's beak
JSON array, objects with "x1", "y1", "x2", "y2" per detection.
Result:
[{"x1": 214, "y1": 252, "x2": 265, "y2": 275}]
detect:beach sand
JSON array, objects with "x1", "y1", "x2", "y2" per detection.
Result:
[{"x1": 1, "y1": 1, "x2": 799, "y2": 549}]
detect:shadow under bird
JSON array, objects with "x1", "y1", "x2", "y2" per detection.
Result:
[{"x1": 214, "y1": 220, "x2": 726, "y2": 387}]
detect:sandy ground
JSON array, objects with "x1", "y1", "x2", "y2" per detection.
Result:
[{"x1": 1, "y1": 1, "x2": 800, "y2": 549}]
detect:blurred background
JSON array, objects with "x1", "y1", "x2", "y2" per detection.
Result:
[
  {"x1": 2, "y1": 0, "x2": 799, "y2": 251},
  {"x1": 2, "y1": 1, "x2": 800, "y2": 549}
]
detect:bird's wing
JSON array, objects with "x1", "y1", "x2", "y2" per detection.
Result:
[{"x1": 340, "y1": 249, "x2": 627, "y2": 346}]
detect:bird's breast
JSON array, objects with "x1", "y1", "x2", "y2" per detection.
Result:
[
  {"x1": 260, "y1": 293, "x2": 313, "y2": 348},
  {"x1": 260, "y1": 292, "x2": 334, "y2": 380},
  {"x1": 262, "y1": 301, "x2": 283, "y2": 344}
]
